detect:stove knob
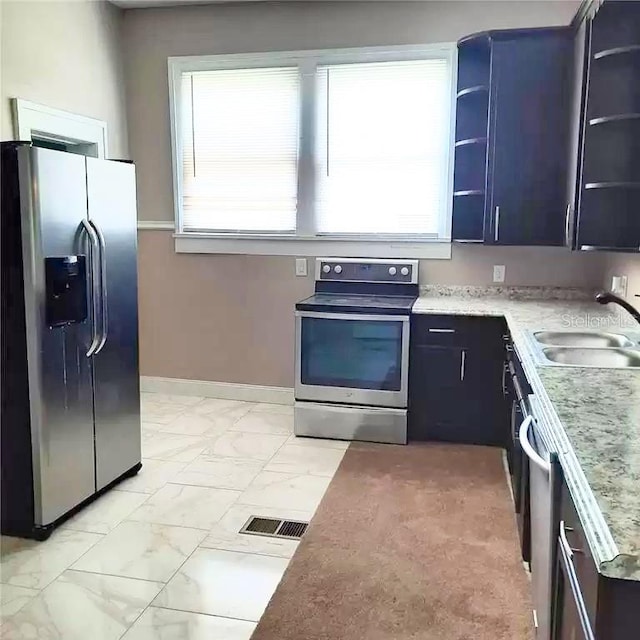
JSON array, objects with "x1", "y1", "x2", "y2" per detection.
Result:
[
  {"x1": 388, "y1": 266, "x2": 397, "y2": 276},
  {"x1": 401, "y1": 266, "x2": 410, "y2": 276},
  {"x1": 322, "y1": 264, "x2": 331, "y2": 274},
  {"x1": 334, "y1": 265, "x2": 342, "y2": 274}
]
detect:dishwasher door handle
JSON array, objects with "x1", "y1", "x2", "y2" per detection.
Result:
[{"x1": 518, "y1": 415, "x2": 551, "y2": 474}]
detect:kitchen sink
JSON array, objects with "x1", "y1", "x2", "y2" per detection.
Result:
[
  {"x1": 541, "y1": 347, "x2": 640, "y2": 368},
  {"x1": 533, "y1": 330, "x2": 634, "y2": 348}
]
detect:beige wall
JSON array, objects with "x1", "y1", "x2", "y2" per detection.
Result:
[
  {"x1": 139, "y1": 232, "x2": 313, "y2": 386},
  {"x1": 126, "y1": 1, "x2": 603, "y2": 388},
  {"x1": 1, "y1": 0, "x2": 129, "y2": 158},
  {"x1": 139, "y1": 233, "x2": 604, "y2": 385},
  {"x1": 421, "y1": 244, "x2": 604, "y2": 288}
]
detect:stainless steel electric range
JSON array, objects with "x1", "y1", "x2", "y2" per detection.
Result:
[{"x1": 294, "y1": 258, "x2": 419, "y2": 445}]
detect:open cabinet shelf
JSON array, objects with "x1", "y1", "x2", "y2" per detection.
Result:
[
  {"x1": 452, "y1": 33, "x2": 490, "y2": 241},
  {"x1": 577, "y1": 181, "x2": 640, "y2": 250},
  {"x1": 575, "y1": 0, "x2": 640, "y2": 252},
  {"x1": 455, "y1": 137, "x2": 487, "y2": 148},
  {"x1": 589, "y1": 113, "x2": 640, "y2": 126},
  {"x1": 454, "y1": 190, "x2": 485, "y2": 197},
  {"x1": 585, "y1": 182, "x2": 640, "y2": 190},
  {"x1": 593, "y1": 44, "x2": 640, "y2": 60},
  {"x1": 456, "y1": 85, "x2": 489, "y2": 99}
]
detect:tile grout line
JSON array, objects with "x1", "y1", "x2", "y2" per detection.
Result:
[
  {"x1": 119, "y1": 517, "x2": 217, "y2": 534},
  {"x1": 149, "y1": 602, "x2": 261, "y2": 625},
  {"x1": 184, "y1": 546, "x2": 296, "y2": 560},
  {"x1": 159, "y1": 480, "x2": 256, "y2": 492},
  {"x1": 60, "y1": 566, "x2": 167, "y2": 586},
  {"x1": 196, "y1": 545, "x2": 298, "y2": 560}
]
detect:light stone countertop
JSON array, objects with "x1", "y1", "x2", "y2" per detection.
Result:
[{"x1": 413, "y1": 286, "x2": 640, "y2": 582}]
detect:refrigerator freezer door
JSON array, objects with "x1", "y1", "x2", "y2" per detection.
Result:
[
  {"x1": 19, "y1": 147, "x2": 96, "y2": 526},
  {"x1": 86, "y1": 157, "x2": 141, "y2": 490}
]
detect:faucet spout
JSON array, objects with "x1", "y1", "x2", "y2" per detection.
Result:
[{"x1": 595, "y1": 291, "x2": 640, "y2": 325}]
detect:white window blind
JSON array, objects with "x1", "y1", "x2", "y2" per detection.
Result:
[
  {"x1": 180, "y1": 67, "x2": 300, "y2": 232},
  {"x1": 315, "y1": 59, "x2": 451, "y2": 236}
]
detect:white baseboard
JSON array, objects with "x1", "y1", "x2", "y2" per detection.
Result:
[{"x1": 140, "y1": 376, "x2": 294, "y2": 405}]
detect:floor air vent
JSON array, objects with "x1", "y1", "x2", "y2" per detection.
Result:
[{"x1": 240, "y1": 516, "x2": 308, "y2": 540}]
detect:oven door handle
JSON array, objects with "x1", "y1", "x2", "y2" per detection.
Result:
[{"x1": 295, "y1": 310, "x2": 410, "y2": 322}]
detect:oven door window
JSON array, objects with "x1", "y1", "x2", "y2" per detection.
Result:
[{"x1": 300, "y1": 316, "x2": 404, "y2": 391}]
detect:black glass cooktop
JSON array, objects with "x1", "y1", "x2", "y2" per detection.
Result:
[{"x1": 295, "y1": 293, "x2": 417, "y2": 315}]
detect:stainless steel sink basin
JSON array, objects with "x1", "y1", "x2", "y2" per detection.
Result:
[
  {"x1": 541, "y1": 347, "x2": 640, "y2": 368},
  {"x1": 533, "y1": 330, "x2": 634, "y2": 348}
]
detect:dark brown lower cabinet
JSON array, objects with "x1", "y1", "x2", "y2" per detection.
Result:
[
  {"x1": 408, "y1": 314, "x2": 509, "y2": 447},
  {"x1": 552, "y1": 478, "x2": 640, "y2": 640}
]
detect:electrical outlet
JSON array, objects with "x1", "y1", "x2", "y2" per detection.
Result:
[
  {"x1": 295, "y1": 258, "x2": 307, "y2": 277},
  {"x1": 493, "y1": 265, "x2": 506, "y2": 283},
  {"x1": 611, "y1": 275, "x2": 628, "y2": 297}
]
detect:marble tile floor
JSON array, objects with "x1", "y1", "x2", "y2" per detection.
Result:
[{"x1": 0, "y1": 394, "x2": 348, "y2": 639}]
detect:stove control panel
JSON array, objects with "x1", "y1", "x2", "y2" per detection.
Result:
[{"x1": 316, "y1": 258, "x2": 418, "y2": 284}]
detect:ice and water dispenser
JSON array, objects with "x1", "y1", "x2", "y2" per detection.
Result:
[{"x1": 44, "y1": 256, "x2": 88, "y2": 327}]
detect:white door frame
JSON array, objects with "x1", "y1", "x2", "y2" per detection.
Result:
[{"x1": 12, "y1": 98, "x2": 108, "y2": 158}]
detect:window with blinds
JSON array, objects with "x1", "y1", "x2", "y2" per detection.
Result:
[
  {"x1": 180, "y1": 67, "x2": 300, "y2": 233},
  {"x1": 315, "y1": 59, "x2": 451, "y2": 236},
  {"x1": 171, "y1": 47, "x2": 454, "y2": 242}
]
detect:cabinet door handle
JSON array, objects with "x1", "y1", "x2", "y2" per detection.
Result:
[
  {"x1": 559, "y1": 520, "x2": 582, "y2": 559},
  {"x1": 428, "y1": 328, "x2": 455, "y2": 333},
  {"x1": 565, "y1": 203, "x2": 573, "y2": 247},
  {"x1": 494, "y1": 206, "x2": 500, "y2": 242},
  {"x1": 460, "y1": 350, "x2": 466, "y2": 382}
]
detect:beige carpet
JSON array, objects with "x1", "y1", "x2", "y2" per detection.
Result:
[{"x1": 251, "y1": 442, "x2": 533, "y2": 640}]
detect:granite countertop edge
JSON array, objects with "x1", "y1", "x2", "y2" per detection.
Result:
[{"x1": 412, "y1": 288, "x2": 639, "y2": 582}]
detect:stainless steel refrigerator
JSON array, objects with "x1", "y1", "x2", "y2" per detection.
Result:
[{"x1": 1, "y1": 142, "x2": 141, "y2": 539}]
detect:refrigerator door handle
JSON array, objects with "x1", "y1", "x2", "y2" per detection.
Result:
[
  {"x1": 91, "y1": 219, "x2": 108, "y2": 354},
  {"x1": 81, "y1": 219, "x2": 101, "y2": 357}
]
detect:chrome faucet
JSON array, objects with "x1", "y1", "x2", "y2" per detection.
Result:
[{"x1": 595, "y1": 291, "x2": 640, "y2": 325}]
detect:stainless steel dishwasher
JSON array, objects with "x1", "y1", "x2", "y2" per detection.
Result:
[{"x1": 518, "y1": 402, "x2": 562, "y2": 640}]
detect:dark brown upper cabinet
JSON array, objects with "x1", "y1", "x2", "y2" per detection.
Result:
[
  {"x1": 452, "y1": 28, "x2": 572, "y2": 246},
  {"x1": 567, "y1": 0, "x2": 640, "y2": 252}
]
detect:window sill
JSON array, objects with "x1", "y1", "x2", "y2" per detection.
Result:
[{"x1": 172, "y1": 232, "x2": 452, "y2": 259}]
